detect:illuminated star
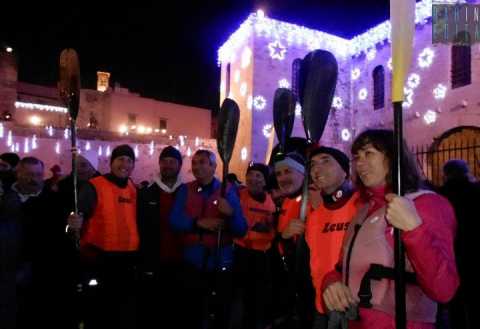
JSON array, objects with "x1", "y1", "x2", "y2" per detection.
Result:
[{"x1": 268, "y1": 41, "x2": 287, "y2": 60}]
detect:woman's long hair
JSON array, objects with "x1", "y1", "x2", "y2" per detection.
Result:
[{"x1": 351, "y1": 129, "x2": 421, "y2": 193}]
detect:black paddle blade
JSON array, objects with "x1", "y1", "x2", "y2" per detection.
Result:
[
  {"x1": 58, "y1": 49, "x2": 81, "y2": 120},
  {"x1": 299, "y1": 49, "x2": 338, "y2": 143},
  {"x1": 273, "y1": 88, "x2": 296, "y2": 154},
  {"x1": 216, "y1": 98, "x2": 240, "y2": 165}
]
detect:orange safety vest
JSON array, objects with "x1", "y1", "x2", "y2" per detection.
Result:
[
  {"x1": 305, "y1": 192, "x2": 361, "y2": 314},
  {"x1": 81, "y1": 176, "x2": 139, "y2": 252},
  {"x1": 234, "y1": 189, "x2": 276, "y2": 252}
]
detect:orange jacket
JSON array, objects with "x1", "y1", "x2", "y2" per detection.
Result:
[
  {"x1": 81, "y1": 176, "x2": 139, "y2": 252},
  {"x1": 305, "y1": 192, "x2": 360, "y2": 314},
  {"x1": 235, "y1": 189, "x2": 276, "y2": 251}
]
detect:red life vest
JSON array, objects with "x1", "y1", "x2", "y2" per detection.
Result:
[
  {"x1": 306, "y1": 192, "x2": 361, "y2": 314},
  {"x1": 81, "y1": 176, "x2": 139, "y2": 252},
  {"x1": 341, "y1": 191, "x2": 437, "y2": 323},
  {"x1": 234, "y1": 189, "x2": 276, "y2": 252},
  {"x1": 183, "y1": 180, "x2": 233, "y2": 248}
]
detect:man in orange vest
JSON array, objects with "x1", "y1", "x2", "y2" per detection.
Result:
[
  {"x1": 305, "y1": 147, "x2": 359, "y2": 329},
  {"x1": 67, "y1": 144, "x2": 138, "y2": 329},
  {"x1": 231, "y1": 162, "x2": 276, "y2": 329},
  {"x1": 169, "y1": 149, "x2": 247, "y2": 329}
]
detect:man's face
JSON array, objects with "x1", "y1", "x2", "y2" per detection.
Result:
[
  {"x1": 110, "y1": 156, "x2": 135, "y2": 179},
  {"x1": 192, "y1": 153, "x2": 215, "y2": 182},
  {"x1": 77, "y1": 157, "x2": 96, "y2": 182},
  {"x1": 310, "y1": 153, "x2": 346, "y2": 194},
  {"x1": 246, "y1": 170, "x2": 266, "y2": 195},
  {"x1": 16, "y1": 163, "x2": 44, "y2": 194},
  {"x1": 160, "y1": 157, "x2": 180, "y2": 181},
  {"x1": 274, "y1": 165, "x2": 304, "y2": 197}
]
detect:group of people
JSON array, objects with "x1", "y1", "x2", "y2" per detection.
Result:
[{"x1": 0, "y1": 128, "x2": 472, "y2": 329}]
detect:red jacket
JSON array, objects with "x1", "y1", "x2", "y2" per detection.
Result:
[{"x1": 323, "y1": 187, "x2": 459, "y2": 329}]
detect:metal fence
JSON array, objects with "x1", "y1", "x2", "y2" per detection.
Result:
[{"x1": 414, "y1": 139, "x2": 480, "y2": 187}]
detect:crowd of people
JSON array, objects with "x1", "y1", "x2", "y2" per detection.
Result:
[{"x1": 0, "y1": 128, "x2": 475, "y2": 329}]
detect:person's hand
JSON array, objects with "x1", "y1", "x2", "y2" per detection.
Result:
[
  {"x1": 323, "y1": 281, "x2": 359, "y2": 312},
  {"x1": 67, "y1": 212, "x2": 83, "y2": 239},
  {"x1": 385, "y1": 194, "x2": 422, "y2": 231},
  {"x1": 218, "y1": 197, "x2": 233, "y2": 217},
  {"x1": 281, "y1": 219, "x2": 305, "y2": 239},
  {"x1": 197, "y1": 217, "x2": 224, "y2": 232}
]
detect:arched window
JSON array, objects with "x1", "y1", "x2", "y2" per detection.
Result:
[{"x1": 373, "y1": 65, "x2": 385, "y2": 110}]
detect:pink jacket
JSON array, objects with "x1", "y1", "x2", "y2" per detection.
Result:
[{"x1": 322, "y1": 187, "x2": 459, "y2": 329}]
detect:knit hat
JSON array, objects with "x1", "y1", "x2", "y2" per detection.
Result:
[
  {"x1": 247, "y1": 162, "x2": 270, "y2": 182},
  {"x1": 110, "y1": 144, "x2": 135, "y2": 163},
  {"x1": 159, "y1": 146, "x2": 182, "y2": 166},
  {"x1": 274, "y1": 151, "x2": 306, "y2": 174},
  {"x1": 309, "y1": 146, "x2": 350, "y2": 177},
  {"x1": 0, "y1": 152, "x2": 20, "y2": 169}
]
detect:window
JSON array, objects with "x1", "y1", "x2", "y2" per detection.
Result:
[
  {"x1": 373, "y1": 65, "x2": 385, "y2": 110},
  {"x1": 159, "y1": 118, "x2": 167, "y2": 130},
  {"x1": 291, "y1": 58, "x2": 302, "y2": 98},
  {"x1": 451, "y1": 41, "x2": 471, "y2": 89},
  {"x1": 226, "y1": 63, "x2": 231, "y2": 97},
  {"x1": 128, "y1": 113, "x2": 137, "y2": 127}
]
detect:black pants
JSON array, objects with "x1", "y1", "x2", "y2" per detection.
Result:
[
  {"x1": 230, "y1": 245, "x2": 272, "y2": 329},
  {"x1": 82, "y1": 252, "x2": 138, "y2": 329},
  {"x1": 312, "y1": 312, "x2": 328, "y2": 329},
  {"x1": 180, "y1": 264, "x2": 234, "y2": 329}
]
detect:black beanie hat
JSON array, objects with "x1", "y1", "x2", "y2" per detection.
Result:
[
  {"x1": 159, "y1": 146, "x2": 183, "y2": 166},
  {"x1": 0, "y1": 152, "x2": 20, "y2": 168},
  {"x1": 309, "y1": 146, "x2": 350, "y2": 177},
  {"x1": 247, "y1": 162, "x2": 270, "y2": 182},
  {"x1": 110, "y1": 144, "x2": 135, "y2": 163}
]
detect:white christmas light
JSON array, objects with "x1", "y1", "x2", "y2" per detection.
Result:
[
  {"x1": 106, "y1": 146, "x2": 111, "y2": 157},
  {"x1": 98, "y1": 146, "x2": 103, "y2": 156},
  {"x1": 423, "y1": 110, "x2": 437, "y2": 125},
  {"x1": 234, "y1": 70, "x2": 241, "y2": 83},
  {"x1": 24, "y1": 138, "x2": 29, "y2": 154},
  {"x1": 253, "y1": 96, "x2": 267, "y2": 111},
  {"x1": 85, "y1": 141, "x2": 91, "y2": 151},
  {"x1": 10, "y1": 144, "x2": 14, "y2": 152},
  {"x1": 341, "y1": 129, "x2": 351, "y2": 141},
  {"x1": 433, "y1": 84, "x2": 447, "y2": 100},
  {"x1": 262, "y1": 123, "x2": 273, "y2": 138},
  {"x1": 15, "y1": 101, "x2": 68, "y2": 113},
  {"x1": 278, "y1": 78, "x2": 290, "y2": 89},
  {"x1": 0, "y1": 123, "x2": 4, "y2": 138},
  {"x1": 247, "y1": 95, "x2": 253, "y2": 110},
  {"x1": 241, "y1": 147, "x2": 248, "y2": 160},
  {"x1": 256, "y1": 9, "x2": 265, "y2": 19},
  {"x1": 295, "y1": 103, "x2": 302, "y2": 117},
  {"x1": 240, "y1": 82, "x2": 247, "y2": 96},
  {"x1": 332, "y1": 96, "x2": 343, "y2": 110},
  {"x1": 186, "y1": 147, "x2": 192, "y2": 157},
  {"x1": 268, "y1": 40, "x2": 287, "y2": 60},
  {"x1": 149, "y1": 141, "x2": 155, "y2": 156},
  {"x1": 218, "y1": 0, "x2": 432, "y2": 64},
  {"x1": 366, "y1": 48, "x2": 377, "y2": 61},
  {"x1": 134, "y1": 145, "x2": 139, "y2": 158},
  {"x1": 32, "y1": 135, "x2": 38, "y2": 149},
  {"x1": 418, "y1": 47, "x2": 434, "y2": 68},
  {"x1": 55, "y1": 142, "x2": 60, "y2": 154},
  {"x1": 351, "y1": 68, "x2": 361, "y2": 80},
  {"x1": 387, "y1": 58, "x2": 393, "y2": 71},
  {"x1": 29, "y1": 115, "x2": 42, "y2": 126},
  {"x1": 403, "y1": 87, "x2": 414, "y2": 108},
  {"x1": 137, "y1": 126, "x2": 146, "y2": 134},
  {"x1": 358, "y1": 88, "x2": 368, "y2": 101},
  {"x1": 7, "y1": 131, "x2": 12, "y2": 146},
  {"x1": 220, "y1": 81, "x2": 225, "y2": 94},
  {"x1": 241, "y1": 46, "x2": 252, "y2": 68},
  {"x1": 407, "y1": 73, "x2": 421, "y2": 89},
  {"x1": 15, "y1": 143, "x2": 19, "y2": 153},
  {"x1": 48, "y1": 126, "x2": 54, "y2": 137},
  {"x1": 179, "y1": 135, "x2": 185, "y2": 147},
  {"x1": 195, "y1": 137, "x2": 200, "y2": 147},
  {"x1": 6, "y1": 47, "x2": 13, "y2": 53},
  {"x1": 64, "y1": 128, "x2": 69, "y2": 140}
]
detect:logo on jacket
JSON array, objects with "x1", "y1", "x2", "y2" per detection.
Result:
[
  {"x1": 322, "y1": 221, "x2": 350, "y2": 233},
  {"x1": 118, "y1": 196, "x2": 133, "y2": 203}
]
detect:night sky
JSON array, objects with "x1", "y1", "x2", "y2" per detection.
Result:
[{"x1": 2, "y1": 1, "x2": 391, "y2": 111}]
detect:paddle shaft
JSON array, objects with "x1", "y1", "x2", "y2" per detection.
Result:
[{"x1": 393, "y1": 101, "x2": 407, "y2": 329}]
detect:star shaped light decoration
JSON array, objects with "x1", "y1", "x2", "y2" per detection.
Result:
[{"x1": 268, "y1": 40, "x2": 287, "y2": 60}]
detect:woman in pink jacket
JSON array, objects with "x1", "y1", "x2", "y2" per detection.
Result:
[{"x1": 322, "y1": 129, "x2": 459, "y2": 329}]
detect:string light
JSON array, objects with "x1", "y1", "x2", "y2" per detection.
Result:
[
  {"x1": 24, "y1": 138, "x2": 29, "y2": 153},
  {"x1": 341, "y1": 129, "x2": 351, "y2": 141},
  {"x1": 387, "y1": 58, "x2": 393, "y2": 71},
  {"x1": 7, "y1": 131, "x2": 12, "y2": 146},
  {"x1": 0, "y1": 123, "x2": 4, "y2": 138},
  {"x1": 240, "y1": 82, "x2": 247, "y2": 96},
  {"x1": 98, "y1": 146, "x2": 103, "y2": 156},
  {"x1": 15, "y1": 101, "x2": 68, "y2": 113},
  {"x1": 351, "y1": 68, "x2": 361, "y2": 80},
  {"x1": 32, "y1": 135, "x2": 38, "y2": 149},
  {"x1": 332, "y1": 97, "x2": 343, "y2": 110},
  {"x1": 407, "y1": 73, "x2": 421, "y2": 89},
  {"x1": 278, "y1": 78, "x2": 290, "y2": 89},
  {"x1": 134, "y1": 145, "x2": 139, "y2": 158},
  {"x1": 295, "y1": 103, "x2": 302, "y2": 117},
  {"x1": 423, "y1": 110, "x2": 437, "y2": 125},
  {"x1": 358, "y1": 88, "x2": 368, "y2": 101},
  {"x1": 241, "y1": 147, "x2": 248, "y2": 160},
  {"x1": 262, "y1": 123, "x2": 273, "y2": 138},
  {"x1": 55, "y1": 142, "x2": 60, "y2": 154},
  {"x1": 366, "y1": 48, "x2": 376, "y2": 61},
  {"x1": 433, "y1": 84, "x2": 447, "y2": 100},
  {"x1": 85, "y1": 141, "x2": 91, "y2": 151},
  {"x1": 149, "y1": 141, "x2": 155, "y2": 156},
  {"x1": 418, "y1": 47, "x2": 435, "y2": 68},
  {"x1": 253, "y1": 96, "x2": 267, "y2": 111},
  {"x1": 241, "y1": 46, "x2": 252, "y2": 68},
  {"x1": 247, "y1": 95, "x2": 253, "y2": 110},
  {"x1": 106, "y1": 145, "x2": 111, "y2": 157}
]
